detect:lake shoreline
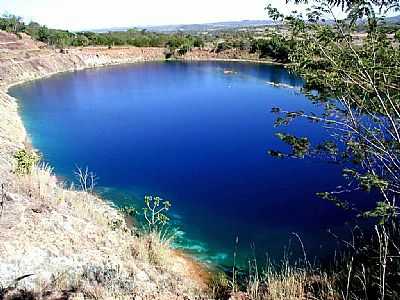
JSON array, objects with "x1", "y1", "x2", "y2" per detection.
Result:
[
  {"x1": 0, "y1": 32, "x2": 280, "y2": 295},
  {"x1": 0, "y1": 38, "x2": 207, "y2": 296}
]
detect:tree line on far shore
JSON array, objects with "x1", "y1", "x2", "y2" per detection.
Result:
[
  {"x1": 0, "y1": 13, "x2": 297, "y2": 62},
  {"x1": 0, "y1": 13, "x2": 205, "y2": 52}
]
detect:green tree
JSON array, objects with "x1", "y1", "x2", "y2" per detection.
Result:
[
  {"x1": 48, "y1": 30, "x2": 72, "y2": 49},
  {"x1": 266, "y1": 2, "x2": 400, "y2": 299},
  {"x1": 268, "y1": 1, "x2": 400, "y2": 221},
  {"x1": 0, "y1": 14, "x2": 25, "y2": 33},
  {"x1": 37, "y1": 26, "x2": 50, "y2": 43},
  {"x1": 73, "y1": 34, "x2": 90, "y2": 47},
  {"x1": 250, "y1": 34, "x2": 291, "y2": 61},
  {"x1": 193, "y1": 37, "x2": 205, "y2": 48}
]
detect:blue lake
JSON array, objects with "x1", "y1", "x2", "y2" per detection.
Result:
[{"x1": 10, "y1": 61, "x2": 352, "y2": 267}]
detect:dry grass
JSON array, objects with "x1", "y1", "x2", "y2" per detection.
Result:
[
  {"x1": 135, "y1": 230, "x2": 175, "y2": 266},
  {"x1": 209, "y1": 259, "x2": 328, "y2": 300},
  {"x1": 230, "y1": 223, "x2": 400, "y2": 300},
  {"x1": 0, "y1": 161, "x2": 208, "y2": 299},
  {"x1": 3, "y1": 155, "x2": 398, "y2": 300},
  {"x1": 256, "y1": 264, "x2": 336, "y2": 300},
  {"x1": 261, "y1": 267, "x2": 308, "y2": 300}
]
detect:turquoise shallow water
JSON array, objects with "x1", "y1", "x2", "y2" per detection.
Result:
[{"x1": 10, "y1": 61, "x2": 354, "y2": 267}]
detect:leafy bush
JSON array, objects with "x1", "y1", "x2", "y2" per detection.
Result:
[
  {"x1": 13, "y1": 149, "x2": 39, "y2": 175},
  {"x1": 119, "y1": 205, "x2": 137, "y2": 218},
  {"x1": 250, "y1": 35, "x2": 291, "y2": 62}
]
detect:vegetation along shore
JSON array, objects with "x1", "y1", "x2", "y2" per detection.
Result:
[
  {"x1": 0, "y1": 21, "x2": 280, "y2": 300},
  {"x1": 1, "y1": 0, "x2": 400, "y2": 299}
]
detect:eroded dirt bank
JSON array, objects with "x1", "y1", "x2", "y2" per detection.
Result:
[{"x1": 0, "y1": 32, "x2": 212, "y2": 299}]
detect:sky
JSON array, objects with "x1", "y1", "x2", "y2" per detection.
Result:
[{"x1": 0, "y1": 0, "x2": 303, "y2": 31}]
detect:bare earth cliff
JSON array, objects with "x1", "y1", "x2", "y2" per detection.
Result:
[{"x1": 0, "y1": 31, "x2": 211, "y2": 299}]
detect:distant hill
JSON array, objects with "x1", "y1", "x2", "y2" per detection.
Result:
[
  {"x1": 385, "y1": 15, "x2": 400, "y2": 24},
  {"x1": 92, "y1": 20, "x2": 273, "y2": 33},
  {"x1": 90, "y1": 15, "x2": 400, "y2": 34},
  {"x1": 143, "y1": 20, "x2": 273, "y2": 32}
]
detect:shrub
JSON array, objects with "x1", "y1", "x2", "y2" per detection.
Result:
[
  {"x1": 13, "y1": 149, "x2": 39, "y2": 175},
  {"x1": 215, "y1": 41, "x2": 231, "y2": 53},
  {"x1": 119, "y1": 205, "x2": 137, "y2": 218},
  {"x1": 250, "y1": 35, "x2": 291, "y2": 62},
  {"x1": 143, "y1": 195, "x2": 171, "y2": 232}
]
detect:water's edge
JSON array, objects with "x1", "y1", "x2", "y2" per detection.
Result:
[{"x1": 0, "y1": 47, "x2": 281, "y2": 269}]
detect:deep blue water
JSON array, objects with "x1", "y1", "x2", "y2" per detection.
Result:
[{"x1": 10, "y1": 61, "x2": 352, "y2": 267}]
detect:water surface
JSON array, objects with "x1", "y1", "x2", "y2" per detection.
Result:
[{"x1": 11, "y1": 61, "x2": 351, "y2": 267}]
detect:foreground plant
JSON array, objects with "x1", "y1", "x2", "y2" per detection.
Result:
[
  {"x1": 264, "y1": 0, "x2": 400, "y2": 299},
  {"x1": 13, "y1": 149, "x2": 39, "y2": 175},
  {"x1": 143, "y1": 195, "x2": 171, "y2": 232},
  {"x1": 74, "y1": 166, "x2": 98, "y2": 193},
  {"x1": 268, "y1": 0, "x2": 400, "y2": 221}
]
